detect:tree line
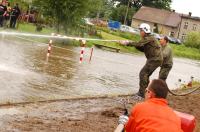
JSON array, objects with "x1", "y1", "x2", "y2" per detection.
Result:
[{"x1": 31, "y1": 0, "x2": 172, "y2": 33}]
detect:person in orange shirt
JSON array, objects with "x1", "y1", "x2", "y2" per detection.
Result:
[{"x1": 117, "y1": 79, "x2": 183, "y2": 132}]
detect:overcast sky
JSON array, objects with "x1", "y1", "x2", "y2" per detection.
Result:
[{"x1": 171, "y1": 0, "x2": 200, "y2": 17}]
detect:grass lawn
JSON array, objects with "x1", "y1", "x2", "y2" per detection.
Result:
[
  {"x1": 17, "y1": 22, "x2": 54, "y2": 34},
  {"x1": 17, "y1": 22, "x2": 54, "y2": 43},
  {"x1": 171, "y1": 44, "x2": 200, "y2": 60}
]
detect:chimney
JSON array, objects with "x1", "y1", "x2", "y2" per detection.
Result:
[{"x1": 189, "y1": 12, "x2": 192, "y2": 16}]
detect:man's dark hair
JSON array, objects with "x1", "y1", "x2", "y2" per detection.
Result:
[
  {"x1": 164, "y1": 36, "x2": 169, "y2": 43},
  {"x1": 149, "y1": 79, "x2": 169, "y2": 99}
]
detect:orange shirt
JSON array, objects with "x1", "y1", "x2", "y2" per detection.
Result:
[{"x1": 125, "y1": 98, "x2": 183, "y2": 132}]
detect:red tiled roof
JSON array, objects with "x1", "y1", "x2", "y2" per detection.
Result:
[{"x1": 133, "y1": 6, "x2": 181, "y2": 27}]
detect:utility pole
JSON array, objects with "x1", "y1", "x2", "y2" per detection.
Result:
[{"x1": 124, "y1": 0, "x2": 131, "y2": 25}]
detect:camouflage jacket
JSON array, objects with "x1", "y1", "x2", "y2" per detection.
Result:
[
  {"x1": 161, "y1": 44, "x2": 173, "y2": 67},
  {"x1": 128, "y1": 35, "x2": 163, "y2": 61}
]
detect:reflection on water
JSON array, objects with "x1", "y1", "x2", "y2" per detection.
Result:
[{"x1": 0, "y1": 36, "x2": 200, "y2": 104}]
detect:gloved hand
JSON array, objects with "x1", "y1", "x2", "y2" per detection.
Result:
[
  {"x1": 118, "y1": 115, "x2": 129, "y2": 125},
  {"x1": 118, "y1": 40, "x2": 130, "y2": 46}
]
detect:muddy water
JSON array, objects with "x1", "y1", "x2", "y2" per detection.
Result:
[{"x1": 0, "y1": 36, "x2": 200, "y2": 104}]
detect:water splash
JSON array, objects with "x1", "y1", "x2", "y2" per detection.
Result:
[
  {"x1": 0, "y1": 64, "x2": 30, "y2": 75},
  {"x1": 0, "y1": 31, "x2": 126, "y2": 42}
]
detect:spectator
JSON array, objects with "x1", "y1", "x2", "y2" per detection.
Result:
[
  {"x1": 10, "y1": 3, "x2": 20, "y2": 28},
  {"x1": 118, "y1": 79, "x2": 183, "y2": 132},
  {"x1": 0, "y1": 1, "x2": 7, "y2": 27},
  {"x1": 4, "y1": 2, "x2": 11, "y2": 28}
]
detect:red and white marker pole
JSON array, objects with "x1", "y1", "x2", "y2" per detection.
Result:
[
  {"x1": 89, "y1": 46, "x2": 94, "y2": 62},
  {"x1": 47, "y1": 39, "x2": 52, "y2": 57},
  {"x1": 79, "y1": 40, "x2": 86, "y2": 64},
  {"x1": 46, "y1": 33, "x2": 56, "y2": 58}
]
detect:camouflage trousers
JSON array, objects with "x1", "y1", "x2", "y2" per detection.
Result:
[
  {"x1": 139, "y1": 60, "x2": 162, "y2": 97},
  {"x1": 159, "y1": 65, "x2": 172, "y2": 81}
]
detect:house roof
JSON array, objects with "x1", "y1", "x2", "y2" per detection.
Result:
[
  {"x1": 133, "y1": 6, "x2": 181, "y2": 27},
  {"x1": 181, "y1": 14, "x2": 200, "y2": 21}
]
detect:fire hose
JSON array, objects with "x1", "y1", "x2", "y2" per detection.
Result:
[{"x1": 167, "y1": 86, "x2": 200, "y2": 96}]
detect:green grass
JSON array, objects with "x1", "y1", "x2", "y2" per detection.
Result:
[
  {"x1": 171, "y1": 44, "x2": 200, "y2": 60},
  {"x1": 18, "y1": 23, "x2": 54, "y2": 34},
  {"x1": 100, "y1": 31, "x2": 127, "y2": 40},
  {"x1": 18, "y1": 22, "x2": 55, "y2": 43}
]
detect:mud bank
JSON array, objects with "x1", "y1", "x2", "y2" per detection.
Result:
[{"x1": 0, "y1": 89, "x2": 199, "y2": 132}]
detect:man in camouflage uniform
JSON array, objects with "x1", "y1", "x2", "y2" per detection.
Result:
[
  {"x1": 159, "y1": 36, "x2": 173, "y2": 81},
  {"x1": 120, "y1": 23, "x2": 163, "y2": 98}
]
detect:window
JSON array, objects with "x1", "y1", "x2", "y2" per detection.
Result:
[
  {"x1": 193, "y1": 24, "x2": 197, "y2": 31},
  {"x1": 182, "y1": 33, "x2": 186, "y2": 40},
  {"x1": 170, "y1": 31, "x2": 175, "y2": 37},
  {"x1": 153, "y1": 23, "x2": 159, "y2": 33},
  {"x1": 184, "y1": 22, "x2": 188, "y2": 29}
]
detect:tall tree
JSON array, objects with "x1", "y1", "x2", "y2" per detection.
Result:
[
  {"x1": 110, "y1": 5, "x2": 136, "y2": 25},
  {"x1": 113, "y1": 0, "x2": 135, "y2": 8},
  {"x1": 142, "y1": 0, "x2": 172, "y2": 10},
  {"x1": 33, "y1": 0, "x2": 92, "y2": 33},
  {"x1": 88, "y1": 0, "x2": 114, "y2": 20}
]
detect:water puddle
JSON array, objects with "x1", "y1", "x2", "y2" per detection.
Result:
[{"x1": 0, "y1": 35, "x2": 199, "y2": 104}]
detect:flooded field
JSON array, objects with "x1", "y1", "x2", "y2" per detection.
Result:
[{"x1": 0, "y1": 36, "x2": 200, "y2": 104}]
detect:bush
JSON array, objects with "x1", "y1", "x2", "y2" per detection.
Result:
[
  {"x1": 184, "y1": 32, "x2": 200, "y2": 49},
  {"x1": 35, "y1": 24, "x2": 43, "y2": 32}
]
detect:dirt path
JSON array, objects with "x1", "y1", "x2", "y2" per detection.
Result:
[{"x1": 0, "y1": 90, "x2": 199, "y2": 132}]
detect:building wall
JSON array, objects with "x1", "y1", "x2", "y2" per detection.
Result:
[
  {"x1": 131, "y1": 19, "x2": 179, "y2": 37},
  {"x1": 131, "y1": 19, "x2": 153, "y2": 30},
  {"x1": 177, "y1": 17, "x2": 200, "y2": 41},
  {"x1": 157, "y1": 25, "x2": 178, "y2": 37}
]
